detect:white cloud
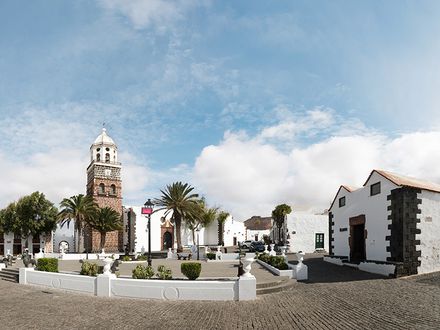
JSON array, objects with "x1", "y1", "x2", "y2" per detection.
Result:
[
  {"x1": 193, "y1": 111, "x2": 440, "y2": 220},
  {"x1": 0, "y1": 106, "x2": 153, "y2": 209},
  {"x1": 259, "y1": 108, "x2": 335, "y2": 143},
  {"x1": 98, "y1": 0, "x2": 204, "y2": 31}
]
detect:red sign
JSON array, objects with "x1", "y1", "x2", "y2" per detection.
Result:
[{"x1": 141, "y1": 207, "x2": 152, "y2": 215}]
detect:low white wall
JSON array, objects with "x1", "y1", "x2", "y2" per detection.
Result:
[
  {"x1": 323, "y1": 256, "x2": 343, "y2": 266},
  {"x1": 323, "y1": 257, "x2": 395, "y2": 276},
  {"x1": 42, "y1": 253, "x2": 120, "y2": 260},
  {"x1": 358, "y1": 262, "x2": 395, "y2": 277},
  {"x1": 19, "y1": 268, "x2": 256, "y2": 301},
  {"x1": 111, "y1": 278, "x2": 237, "y2": 301},
  {"x1": 256, "y1": 259, "x2": 295, "y2": 279},
  {"x1": 20, "y1": 268, "x2": 96, "y2": 294}
]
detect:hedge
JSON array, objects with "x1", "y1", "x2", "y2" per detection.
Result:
[
  {"x1": 181, "y1": 262, "x2": 201, "y2": 280},
  {"x1": 36, "y1": 258, "x2": 58, "y2": 273},
  {"x1": 206, "y1": 252, "x2": 216, "y2": 260}
]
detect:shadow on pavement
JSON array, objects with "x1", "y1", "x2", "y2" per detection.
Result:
[{"x1": 293, "y1": 255, "x2": 389, "y2": 284}]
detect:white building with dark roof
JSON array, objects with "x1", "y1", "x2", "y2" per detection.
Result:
[{"x1": 328, "y1": 169, "x2": 440, "y2": 277}]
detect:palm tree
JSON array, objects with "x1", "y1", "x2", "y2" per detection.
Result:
[
  {"x1": 87, "y1": 207, "x2": 122, "y2": 251},
  {"x1": 154, "y1": 182, "x2": 199, "y2": 252},
  {"x1": 272, "y1": 204, "x2": 292, "y2": 245},
  {"x1": 186, "y1": 200, "x2": 218, "y2": 244},
  {"x1": 217, "y1": 211, "x2": 230, "y2": 246},
  {"x1": 58, "y1": 194, "x2": 97, "y2": 253}
]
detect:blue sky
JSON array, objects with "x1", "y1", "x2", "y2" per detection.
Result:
[{"x1": 2, "y1": 1, "x2": 440, "y2": 219}]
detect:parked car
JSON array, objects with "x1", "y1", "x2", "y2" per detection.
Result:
[
  {"x1": 249, "y1": 241, "x2": 265, "y2": 252},
  {"x1": 239, "y1": 240, "x2": 253, "y2": 249}
]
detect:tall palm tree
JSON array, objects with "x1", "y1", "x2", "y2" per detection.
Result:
[
  {"x1": 87, "y1": 207, "x2": 122, "y2": 251},
  {"x1": 58, "y1": 194, "x2": 97, "y2": 253},
  {"x1": 154, "y1": 182, "x2": 199, "y2": 252},
  {"x1": 217, "y1": 211, "x2": 230, "y2": 246}
]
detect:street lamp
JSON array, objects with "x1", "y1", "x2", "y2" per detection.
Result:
[
  {"x1": 196, "y1": 228, "x2": 200, "y2": 260},
  {"x1": 141, "y1": 199, "x2": 154, "y2": 267}
]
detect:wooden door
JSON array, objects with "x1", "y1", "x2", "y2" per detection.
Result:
[{"x1": 315, "y1": 233, "x2": 324, "y2": 249}]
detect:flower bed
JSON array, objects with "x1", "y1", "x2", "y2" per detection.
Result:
[{"x1": 255, "y1": 259, "x2": 295, "y2": 279}]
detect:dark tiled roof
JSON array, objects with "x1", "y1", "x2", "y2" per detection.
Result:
[
  {"x1": 244, "y1": 216, "x2": 272, "y2": 230},
  {"x1": 365, "y1": 169, "x2": 440, "y2": 193}
]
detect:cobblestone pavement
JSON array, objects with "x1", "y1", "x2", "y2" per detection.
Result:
[{"x1": 3, "y1": 256, "x2": 440, "y2": 330}]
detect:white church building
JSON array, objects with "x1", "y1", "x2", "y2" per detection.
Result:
[
  {"x1": 327, "y1": 169, "x2": 440, "y2": 277},
  {"x1": 122, "y1": 206, "x2": 245, "y2": 253}
]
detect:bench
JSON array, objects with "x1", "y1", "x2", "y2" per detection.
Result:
[{"x1": 177, "y1": 253, "x2": 192, "y2": 260}]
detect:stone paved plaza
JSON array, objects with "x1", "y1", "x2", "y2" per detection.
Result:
[{"x1": 3, "y1": 255, "x2": 440, "y2": 329}]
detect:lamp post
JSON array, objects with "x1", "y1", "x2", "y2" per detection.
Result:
[
  {"x1": 196, "y1": 228, "x2": 200, "y2": 260},
  {"x1": 142, "y1": 199, "x2": 154, "y2": 267}
]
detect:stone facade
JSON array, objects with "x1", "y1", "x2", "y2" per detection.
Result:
[
  {"x1": 328, "y1": 212, "x2": 334, "y2": 255},
  {"x1": 386, "y1": 187, "x2": 422, "y2": 276},
  {"x1": 85, "y1": 129, "x2": 123, "y2": 253}
]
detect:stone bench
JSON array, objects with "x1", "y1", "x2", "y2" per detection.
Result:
[{"x1": 177, "y1": 253, "x2": 192, "y2": 260}]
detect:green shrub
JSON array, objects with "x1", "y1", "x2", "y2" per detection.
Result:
[
  {"x1": 121, "y1": 255, "x2": 132, "y2": 262},
  {"x1": 206, "y1": 252, "x2": 216, "y2": 260},
  {"x1": 277, "y1": 262, "x2": 289, "y2": 270},
  {"x1": 181, "y1": 262, "x2": 201, "y2": 280},
  {"x1": 137, "y1": 255, "x2": 148, "y2": 261},
  {"x1": 132, "y1": 265, "x2": 155, "y2": 279},
  {"x1": 258, "y1": 253, "x2": 270, "y2": 263},
  {"x1": 157, "y1": 265, "x2": 172, "y2": 280},
  {"x1": 267, "y1": 256, "x2": 289, "y2": 270},
  {"x1": 36, "y1": 258, "x2": 58, "y2": 272},
  {"x1": 80, "y1": 261, "x2": 99, "y2": 276}
]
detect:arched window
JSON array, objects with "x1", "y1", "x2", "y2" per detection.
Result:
[
  {"x1": 99, "y1": 183, "x2": 105, "y2": 194},
  {"x1": 105, "y1": 153, "x2": 110, "y2": 163},
  {"x1": 96, "y1": 153, "x2": 101, "y2": 162},
  {"x1": 110, "y1": 184, "x2": 116, "y2": 195}
]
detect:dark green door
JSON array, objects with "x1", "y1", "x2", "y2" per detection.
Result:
[{"x1": 315, "y1": 233, "x2": 324, "y2": 249}]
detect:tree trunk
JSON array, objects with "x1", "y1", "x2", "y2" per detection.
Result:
[
  {"x1": 75, "y1": 229, "x2": 80, "y2": 253},
  {"x1": 220, "y1": 221, "x2": 225, "y2": 246},
  {"x1": 191, "y1": 229, "x2": 195, "y2": 246},
  {"x1": 218, "y1": 221, "x2": 222, "y2": 245},
  {"x1": 77, "y1": 227, "x2": 83, "y2": 253},
  {"x1": 175, "y1": 215, "x2": 182, "y2": 252},
  {"x1": 100, "y1": 232, "x2": 106, "y2": 251}
]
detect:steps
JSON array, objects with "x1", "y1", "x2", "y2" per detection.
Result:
[
  {"x1": 256, "y1": 278, "x2": 296, "y2": 295},
  {"x1": 0, "y1": 268, "x2": 19, "y2": 283}
]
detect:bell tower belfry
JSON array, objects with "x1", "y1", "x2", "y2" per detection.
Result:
[{"x1": 86, "y1": 128, "x2": 123, "y2": 252}]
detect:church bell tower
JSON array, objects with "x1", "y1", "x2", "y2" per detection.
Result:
[{"x1": 86, "y1": 128, "x2": 123, "y2": 252}]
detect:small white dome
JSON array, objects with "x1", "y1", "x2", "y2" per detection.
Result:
[{"x1": 94, "y1": 128, "x2": 115, "y2": 145}]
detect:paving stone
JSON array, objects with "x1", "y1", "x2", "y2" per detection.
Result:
[{"x1": 3, "y1": 255, "x2": 440, "y2": 329}]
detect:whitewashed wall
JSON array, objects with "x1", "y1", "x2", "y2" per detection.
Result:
[
  {"x1": 181, "y1": 224, "x2": 205, "y2": 247},
  {"x1": 2, "y1": 233, "x2": 42, "y2": 256},
  {"x1": 128, "y1": 206, "x2": 169, "y2": 252},
  {"x1": 53, "y1": 223, "x2": 75, "y2": 253},
  {"x1": 224, "y1": 218, "x2": 246, "y2": 246},
  {"x1": 417, "y1": 190, "x2": 440, "y2": 274},
  {"x1": 203, "y1": 216, "x2": 246, "y2": 246},
  {"x1": 285, "y1": 213, "x2": 328, "y2": 253},
  {"x1": 246, "y1": 229, "x2": 270, "y2": 241},
  {"x1": 203, "y1": 221, "x2": 218, "y2": 246},
  {"x1": 330, "y1": 172, "x2": 398, "y2": 261}
]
